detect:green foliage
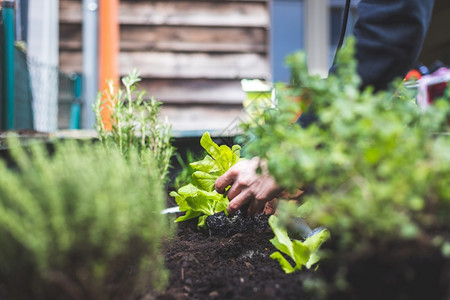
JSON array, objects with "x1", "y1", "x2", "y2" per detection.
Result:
[
  {"x1": 0, "y1": 137, "x2": 173, "y2": 299},
  {"x1": 269, "y1": 215, "x2": 330, "y2": 273},
  {"x1": 170, "y1": 132, "x2": 241, "y2": 227},
  {"x1": 94, "y1": 69, "x2": 174, "y2": 181},
  {"x1": 173, "y1": 150, "x2": 199, "y2": 190},
  {"x1": 242, "y1": 37, "x2": 450, "y2": 253},
  {"x1": 170, "y1": 184, "x2": 229, "y2": 228}
]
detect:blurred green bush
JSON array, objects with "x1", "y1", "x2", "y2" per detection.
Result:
[
  {"x1": 241, "y1": 37, "x2": 450, "y2": 297},
  {"x1": 0, "y1": 138, "x2": 173, "y2": 299}
]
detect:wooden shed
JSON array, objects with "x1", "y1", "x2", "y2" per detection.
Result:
[{"x1": 59, "y1": 0, "x2": 270, "y2": 135}]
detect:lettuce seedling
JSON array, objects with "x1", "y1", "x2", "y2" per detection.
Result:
[
  {"x1": 269, "y1": 215, "x2": 330, "y2": 273},
  {"x1": 170, "y1": 132, "x2": 241, "y2": 227},
  {"x1": 170, "y1": 184, "x2": 229, "y2": 227}
]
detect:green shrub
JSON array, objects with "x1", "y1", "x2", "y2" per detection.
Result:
[
  {"x1": 241, "y1": 37, "x2": 450, "y2": 294},
  {"x1": 0, "y1": 137, "x2": 172, "y2": 299},
  {"x1": 95, "y1": 70, "x2": 174, "y2": 182}
]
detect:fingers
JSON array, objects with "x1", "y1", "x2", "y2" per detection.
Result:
[
  {"x1": 215, "y1": 157, "x2": 282, "y2": 216},
  {"x1": 226, "y1": 182, "x2": 243, "y2": 200},
  {"x1": 227, "y1": 189, "x2": 254, "y2": 215},
  {"x1": 247, "y1": 176, "x2": 283, "y2": 215},
  {"x1": 215, "y1": 168, "x2": 236, "y2": 194},
  {"x1": 227, "y1": 179, "x2": 281, "y2": 216}
]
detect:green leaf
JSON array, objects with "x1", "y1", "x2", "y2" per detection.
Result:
[
  {"x1": 270, "y1": 251, "x2": 296, "y2": 274},
  {"x1": 176, "y1": 209, "x2": 201, "y2": 222},
  {"x1": 269, "y1": 215, "x2": 293, "y2": 256},
  {"x1": 170, "y1": 191, "x2": 190, "y2": 212},
  {"x1": 200, "y1": 132, "x2": 225, "y2": 170},
  {"x1": 184, "y1": 193, "x2": 215, "y2": 216},
  {"x1": 231, "y1": 145, "x2": 241, "y2": 163},
  {"x1": 214, "y1": 197, "x2": 229, "y2": 215},
  {"x1": 190, "y1": 155, "x2": 219, "y2": 173},
  {"x1": 198, "y1": 215, "x2": 208, "y2": 228},
  {"x1": 302, "y1": 229, "x2": 330, "y2": 269},
  {"x1": 199, "y1": 132, "x2": 241, "y2": 174},
  {"x1": 269, "y1": 215, "x2": 329, "y2": 273},
  {"x1": 303, "y1": 228, "x2": 331, "y2": 253},
  {"x1": 192, "y1": 171, "x2": 217, "y2": 192},
  {"x1": 292, "y1": 240, "x2": 311, "y2": 268}
]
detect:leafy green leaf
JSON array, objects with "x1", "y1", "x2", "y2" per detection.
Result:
[
  {"x1": 175, "y1": 209, "x2": 201, "y2": 223},
  {"x1": 198, "y1": 215, "x2": 208, "y2": 228},
  {"x1": 303, "y1": 229, "x2": 330, "y2": 269},
  {"x1": 270, "y1": 251, "x2": 296, "y2": 274},
  {"x1": 199, "y1": 132, "x2": 241, "y2": 174},
  {"x1": 269, "y1": 215, "x2": 329, "y2": 273},
  {"x1": 292, "y1": 240, "x2": 311, "y2": 268},
  {"x1": 269, "y1": 215, "x2": 294, "y2": 256},
  {"x1": 192, "y1": 171, "x2": 217, "y2": 192},
  {"x1": 190, "y1": 155, "x2": 219, "y2": 174}
]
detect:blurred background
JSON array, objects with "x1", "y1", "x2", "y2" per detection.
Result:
[{"x1": 1, "y1": 0, "x2": 449, "y2": 134}]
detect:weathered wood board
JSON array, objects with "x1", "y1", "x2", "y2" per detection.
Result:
[{"x1": 59, "y1": 0, "x2": 270, "y2": 132}]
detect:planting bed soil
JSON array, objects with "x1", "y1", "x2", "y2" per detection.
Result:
[
  {"x1": 150, "y1": 217, "x2": 314, "y2": 300},
  {"x1": 147, "y1": 213, "x2": 450, "y2": 300}
]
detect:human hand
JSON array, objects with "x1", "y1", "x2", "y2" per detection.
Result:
[{"x1": 215, "y1": 157, "x2": 283, "y2": 215}]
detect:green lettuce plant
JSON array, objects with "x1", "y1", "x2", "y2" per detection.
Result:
[
  {"x1": 170, "y1": 132, "x2": 241, "y2": 227},
  {"x1": 269, "y1": 215, "x2": 330, "y2": 273},
  {"x1": 94, "y1": 69, "x2": 173, "y2": 181},
  {"x1": 0, "y1": 137, "x2": 173, "y2": 299}
]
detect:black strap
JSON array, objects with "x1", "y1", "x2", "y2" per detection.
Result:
[{"x1": 332, "y1": 0, "x2": 351, "y2": 65}]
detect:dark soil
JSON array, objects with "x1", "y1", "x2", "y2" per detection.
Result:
[
  {"x1": 152, "y1": 217, "x2": 315, "y2": 300},
  {"x1": 148, "y1": 212, "x2": 450, "y2": 300},
  {"x1": 205, "y1": 210, "x2": 270, "y2": 237}
]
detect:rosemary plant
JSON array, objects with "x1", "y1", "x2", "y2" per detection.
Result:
[
  {"x1": 0, "y1": 138, "x2": 173, "y2": 299},
  {"x1": 95, "y1": 70, "x2": 174, "y2": 181}
]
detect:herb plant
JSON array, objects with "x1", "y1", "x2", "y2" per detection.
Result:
[
  {"x1": 94, "y1": 69, "x2": 173, "y2": 181},
  {"x1": 241, "y1": 37, "x2": 450, "y2": 292},
  {"x1": 0, "y1": 137, "x2": 172, "y2": 299},
  {"x1": 170, "y1": 132, "x2": 241, "y2": 227}
]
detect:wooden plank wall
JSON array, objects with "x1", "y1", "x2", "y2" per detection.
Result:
[{"x1": 59, "y1": 0, "x2": 270, "y2": 134}]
